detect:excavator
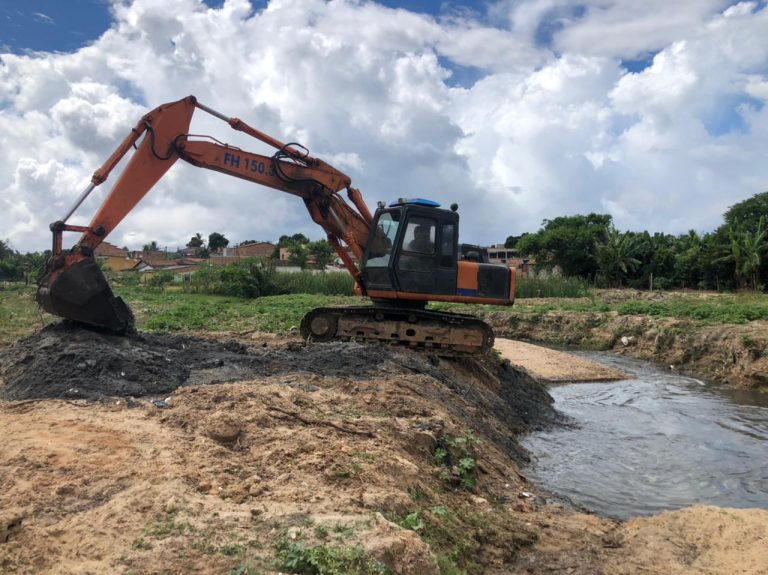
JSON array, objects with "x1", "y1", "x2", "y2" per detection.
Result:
[{"x1": 37, "y1": 96, "x2": 515, "y2": 354}]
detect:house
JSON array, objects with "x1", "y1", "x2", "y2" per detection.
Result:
[
  {"x1": 487, "y1": 244, "x2": 518, "y2": 264},
  {"x1": 486, "y1": 244, "x2": 533, "y2": 276},
  {"x1": 133, "y1": 256, "x2": 202, "y2": 272},
  {"x1": 213, "y1": 241, "x2": 274, "y2": 258},
  {"x1": 223, "y1": 241, "x2": 274, "y2": 258},
  {"x1": 94, "y1": 242, "x2": 139, "y2": 271}
]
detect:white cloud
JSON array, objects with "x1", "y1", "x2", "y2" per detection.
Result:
[{"x1": 0, "y1": 0, "x2": 766, "y2": 254}]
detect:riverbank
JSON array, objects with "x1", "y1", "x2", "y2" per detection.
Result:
[
  {"x1": 1, "y1": 286, "x2": 767, "y2": 572},
  {"x1": 5, "y1": 286, "x2": 766, "y2": 390},
  {"x1": 473, "y1": 290, "x2": 768, "y2": 391},
  {"x1": 1, "y1": 325, "x2": 766, "y2": 573}
]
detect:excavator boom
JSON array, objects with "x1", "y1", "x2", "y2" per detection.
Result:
[{"x1": 38, "y1": 96, "x2": 372, "y2": 332}]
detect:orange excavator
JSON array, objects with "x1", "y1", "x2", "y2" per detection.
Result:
[{"x1": 37, "y1": 96, "x2": 515, "y2": 354}]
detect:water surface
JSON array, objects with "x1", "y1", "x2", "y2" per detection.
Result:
[{"x1": 521, "y1": 352, "x2": 768, "y2": 520}]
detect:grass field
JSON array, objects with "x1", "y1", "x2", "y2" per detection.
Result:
[{"x1": 2, "y1": 283, "x2": 767, "y2": 345}]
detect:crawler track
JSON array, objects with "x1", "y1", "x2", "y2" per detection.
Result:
[{"x1": 300, "y1": 306, "x2": 494, "y2": 355}]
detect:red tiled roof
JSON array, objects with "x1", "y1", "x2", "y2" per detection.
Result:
[{"x1": 95, "y1": 241, "x2": 129, "y2": 258}]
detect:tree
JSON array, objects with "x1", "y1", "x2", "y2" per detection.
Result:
[
  {"x1": 0, "y1": 239, "x2": 13, "y2": 260},
  {"x1": 0, "y1": 240, "x2": 19, "y2": 281},
  {"x1": 517, "y1": 213, "x2": 612, "y2": 278},
  {"x1": 286, "y1": 241, "x2": 309, "y2": 269},
  {"x1": 274, "y1": 233, "x2": 311, "y2": 261},
  {"x1": 187, "y1": 233, "x2": 204, "y2": 248},
  {"x1": 719, "y1": 217, "x2": 766, "y2": 291},
  {"x1": 594, "y1": 226, "x2": 641, "y2": 287},
  {"x1": 723, "y1": 191, "x2": 768, "y2": 235},
  {"x1": 670, "y1": 230, "x2": 705, "y2": 289},
  {"x1": 504, "y1": 234, "x2": 526, "y2": 249},
  {"x1": 308, "y1": 239, "x2": 335, "y2": 269},
  {"x1": 720, "y1": 192, "x2": 768, "y2": 289},
  {"x1": 278, "y1": 233, "x2": 310, "y2": 245},
  {"x1": 208, "y1": 232, "x2": 230, "y2": 251},
  {"x1": 143, "y1": 240, "x2": 159, "y2": 252}
]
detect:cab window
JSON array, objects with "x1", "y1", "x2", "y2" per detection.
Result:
[
  {"x1": 366, "y1": 212, "x2": 400, "y2": 266},
  {"x1": 402, "y1": 217, "x2": 436, "y2": 254}
]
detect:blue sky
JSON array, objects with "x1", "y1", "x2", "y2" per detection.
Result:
[
  {"x1": 0, "y1": 0, "x2": 486, "y2": 88},
  {"x1": 1, "y1": 0, "x2": 767, "y2": 251},
  {"x1": 1, "y1": 0, "x2": 113, "y2": 53},
  {"x1": 0, "y1": 0, "x2": 466, "y2": 53}
]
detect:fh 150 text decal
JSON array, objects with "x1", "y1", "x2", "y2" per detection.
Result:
[{"x1": 223, "y1": 152, "x2": 275, "y2": 176}]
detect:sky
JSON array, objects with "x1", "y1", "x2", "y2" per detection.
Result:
[{"x1": 1, "y1": 0, "x2": 767, "y2": 252}]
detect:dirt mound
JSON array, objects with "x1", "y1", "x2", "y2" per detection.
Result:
[
  {"x1": 0, "y1": 325, "x2": 561, "y2": 447},
  {"x1": 0, "y1": 323, "x2": 455, "y2": 401},
  {"x1": 0, "y1": 326, "x2": 563, "y2": 574}
]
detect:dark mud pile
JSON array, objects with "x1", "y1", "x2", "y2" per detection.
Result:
[{"x1": 0, "y1": 324, "x2": 561, "y2": 450}]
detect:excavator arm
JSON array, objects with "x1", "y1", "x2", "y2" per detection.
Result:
[{"x1": 37, "y1": 95, "x2": 373, "y2": 332}]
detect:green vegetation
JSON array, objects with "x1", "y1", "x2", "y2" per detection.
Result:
[
  {"x1": 227, "y1": 564, "x2": 261, "y2": 575},
  {"x1": 515, "y1": 191, "x2": 768, "y2": 291},
  {"x1": 0, "y1": 284, "x2": 49, "y2": 342},
  {"x1": 517, "y1": 213, "x2": 612, "y2": 278},
  {"x1": 3, "y1": 283, "x2": 768, "y2": 347},
  {"x1": 120, "y1": 290, "x2": 356, "y2": 333},
  {"x1": 433, "y1": 431, "x2": 481, "y2": 490},
  {"x1": 272, "y1": 271, "x2": 354, "y2": 295},
  {"x1": 397, "y1": 511, "x2": 425, "y2": 532},
  {"x1": 515, "y1": 275, "x2": 591, "y2": 298},
  {"x1": 0, "y1": 239, "x2": 49, "y2": 282},
  {"x1": 274, "y1": 235, "x2": 337, "y2": 270},
  {"x1": 613, "y1": 297, "x2": 768, "y2": 324},
  {"x1": 183, "y1": 258, "x2": 353, "y2": 298},
  {"x1": 141, "y1": 511, "x2": 194, "y2": 539},
  {"x1": 388, "y1": 496, "x2": 539, "y2": 575},
  {"x1": 274, "y1": 535, "x2": 388, "y2": 575},
  {"x1": 434, "y1": 291, "x2": 768, "y2": 326},
  {"x1": 389, "y1": 505, "x2": 476, "y2": 575}
]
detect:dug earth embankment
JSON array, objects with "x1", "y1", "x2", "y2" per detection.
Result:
[
  {"x1": 1, "y1": 325, "x2": 767, "y2": 574},
  {"x1": 482, "y1": 310, "x2": 768, "y2": 390},
  {"x1": 0, "y1": 325, "x2": 554, "y2": 574}
]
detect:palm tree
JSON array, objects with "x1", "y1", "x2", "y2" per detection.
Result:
[
  {"x1": 740, "y1": 217, "x2": 765, "y2": 291},
  {"x1": 0, "y1": 239, "x2": 13, "y2": 260},
  {"x1": 187, "y1": 233, "x2": 204, "y2": 248},
  {"x1": 594, "y1": 226, "x2": 641, "y2": 287},
  {"x1": 719, "y1": 217, "x2": 766, "y2": 291}
]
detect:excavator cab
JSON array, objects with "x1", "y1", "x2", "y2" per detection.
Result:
[{"x1": 361, "y1": 199, "x2": 514, "y2": 305}]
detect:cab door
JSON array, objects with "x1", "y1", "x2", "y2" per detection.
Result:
[{"x1": 395, "y1": 213, "x2": 457, "y2": 296}]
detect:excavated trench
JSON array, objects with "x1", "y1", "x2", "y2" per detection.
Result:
[{"x1": 0, "y1": 322, "x2": 561, "y2": 461}]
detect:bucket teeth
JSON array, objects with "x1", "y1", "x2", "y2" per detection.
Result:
[{"x1": 37, "y1": 257, "x2": 135, "y2": 333}]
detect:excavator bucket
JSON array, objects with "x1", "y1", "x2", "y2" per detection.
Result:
[{"x1": 37, "y1": 257, "x2": 135, "y2": 333}]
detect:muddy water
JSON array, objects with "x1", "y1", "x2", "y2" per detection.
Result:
[{"x1": 521, "y1": 352, "x2": 768, "y2": 520}]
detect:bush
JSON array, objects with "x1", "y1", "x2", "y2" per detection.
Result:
[
  {"x1": 191, "y1": 258, "x2": 277, "y2": 297},
  {"x1": 113, "y1": 272, "x2": 142, "y2": 287},
  {"x1": 515, "y1": 276, "x2": 591, "y2": 298},
  {"x1": 190, "y1": 259, "x2": 353, "y2": 298},
  {"x1": 146, "y1": 270, "x2": 175, "y2": 290},
  {"x1": 272, "y1": 271, "x2": 354, "y2": 295}
]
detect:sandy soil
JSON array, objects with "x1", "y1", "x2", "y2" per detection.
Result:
[
  {"x1": 515, "y1": 505, "x2": 768, "y2": 575},
  {"x1": 494, "y1": 338, "x2": 627, "y2": 382},
  {"x1": 1, "y1": 331, "x2": 766, "y2": 574},
  {"x1": 485, "y1": 310, "x2": 768, "y2": 390}
]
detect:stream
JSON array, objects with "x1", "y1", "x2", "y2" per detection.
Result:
[{"x1": 521, "y1": 351, "x2": 768, "y2": 520}]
